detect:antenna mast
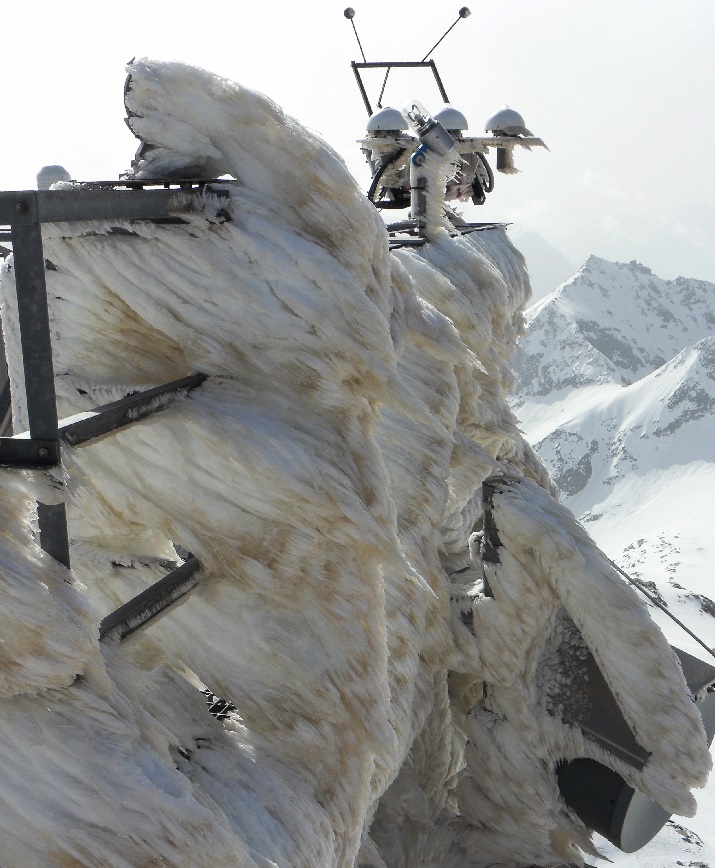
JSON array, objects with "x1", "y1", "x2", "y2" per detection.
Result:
[
  {"x1": 422, "y1": 7, "x2": 471, "y2": 62},
  {"x1": 344, "y1": 8, "x2": 367, "y2": 63}
]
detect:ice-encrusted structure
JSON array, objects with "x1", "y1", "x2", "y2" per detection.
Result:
[{"x1": 0, "y1": 60, "x2": 710, "y2": 867}]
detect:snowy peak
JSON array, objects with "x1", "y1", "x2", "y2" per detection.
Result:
[
  {"x1": 650, "y1": 335, "x2": 715, "y2": 438},
  {"x1": 516, "y1": 256, "x2": 715, "y2": 398},
  {"x1": 523, "y1": 333, "x2": 715, "y2": 500},
  {"x1": 512, "y1": 257, "x2": 715, "y2": 505}
]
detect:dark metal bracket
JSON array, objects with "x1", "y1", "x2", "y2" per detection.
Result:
[
  {"x1": 59, "y1": 373, "x2": 208, "y2": 447},
  {"x1": 351, "y1": 60, "x2": 450, "y2": 117},
  {"x1": 0, "y1": 437, "x2": 60, "y2": 467},
  {"x1": 99, "y1": 555, "x2": 202, "y2": 643}
]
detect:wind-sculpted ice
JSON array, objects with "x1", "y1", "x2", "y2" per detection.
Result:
[{"x1": 0, "y1": 59, "x2": 709, "y2": 867}]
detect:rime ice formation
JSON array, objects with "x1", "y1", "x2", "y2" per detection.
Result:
[{"x1": 0, "y1": 61, "x2": 711, "y2": 867}]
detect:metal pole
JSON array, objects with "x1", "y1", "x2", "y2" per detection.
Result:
[
  {"x1": 10, "y1": 197, "x2": 69, "y2": 567},
  {"x1": 10, "y1": 213, "x2": 60, "y2": 439}
]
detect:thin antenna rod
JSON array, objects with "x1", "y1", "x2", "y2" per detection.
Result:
[
  {"x1": 344, "y1": 8, "x2": 367, "y2": 63},
  {"x1": 422, "y1": 7, "x2": 471, "y2": 62},
  {"x1": 377, "y1": 68, "x2": 391, "y2": 109}
]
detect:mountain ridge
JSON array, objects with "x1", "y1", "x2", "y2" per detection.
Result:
[{"x1": 517, "y1": 255, "x2": 715, "y2": 397}]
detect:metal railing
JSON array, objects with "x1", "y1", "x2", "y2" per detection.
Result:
[{"x1": 0, "y1": 181, "x2": 226, "y2": 639}]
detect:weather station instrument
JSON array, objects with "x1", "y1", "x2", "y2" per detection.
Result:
[{"x1": 344, "y1": 6, "x2": 547, "y2": 243}]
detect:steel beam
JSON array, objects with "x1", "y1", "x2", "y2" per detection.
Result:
[
  {"x1": 9, "y1": 209, "x2": 69, "y2": 565},
  {"x1": 59, "y1": 373, "x2": 207, "y2": 447},
  {"x1": 36, "y1": 503, "x2": 70, "y2": 568},
  {"x1": 10, "y1": 220, "x2": 59, "y2": 440},
  {"x1": 0, "y1": 187, "x2": 197, "y2": 226},
  {"x1": 99, "y1": 556, "x2": 202, "y2": 642}
]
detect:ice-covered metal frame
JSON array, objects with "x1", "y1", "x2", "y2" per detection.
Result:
[
  {"x1": 0, "y1": 182, "x2": 214, "y2": 637},
  {"x1": 482, "y1": 475, "x2": 715, "y2": 853},
  {"x1": 0, "y1": 183, "x2": 207, "y2": 467},
  {"x1": 482, "y1": 476, "x2": 715, "y2": 768},
  {"x1": 351, "y1": 60, "x2": 450, "y2": 117}
]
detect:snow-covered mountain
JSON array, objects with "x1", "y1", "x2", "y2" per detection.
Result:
[
  {"x1": 512, "y1": 254, "x2": 715, "y2": 865},
  {"x1": 513, "y1": 256, "x2": 715, "y2": 580}
]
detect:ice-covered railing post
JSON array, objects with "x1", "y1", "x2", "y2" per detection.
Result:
[
  {"x1": 1, "y1": 190, "x2": 68, "y2": 564},
  {"x1": 346, "y1": 8, "x2": 548, "y2": 247}
]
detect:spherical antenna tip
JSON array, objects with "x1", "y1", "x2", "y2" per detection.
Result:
[
  {"x1": 459, "y1": 7, "x2": 471, "y2": 17},
  {"x1": 344, "y1": 8, "x2": 355, "y2": 19}
]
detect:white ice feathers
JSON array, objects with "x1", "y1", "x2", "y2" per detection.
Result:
[{"x1": 0, "y1": 59, "x2": 709, "y2": 867}]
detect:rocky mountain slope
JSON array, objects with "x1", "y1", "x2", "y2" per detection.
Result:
[{"x1": 512, "y1": 254, "x2": 715, "y2": 865}]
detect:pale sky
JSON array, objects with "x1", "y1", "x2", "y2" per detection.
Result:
[{"x1": 3, "y1": 0, "x2": 715, "y2": 283}]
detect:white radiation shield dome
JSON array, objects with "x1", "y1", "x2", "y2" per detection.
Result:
[
  {"x1": 37, "y1": 165, "x2": 71, "y2": 189},
  {"x1": 366, "y1": 107, "x2": 409, "y2": 134},
  {"x1": 433, "y1": 105, "x2": 469, "y2": 132},
  {"x1": 484, "y1": 107, "x2": 532, "y2": 137}
]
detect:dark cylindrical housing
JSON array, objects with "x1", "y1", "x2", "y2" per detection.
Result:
[
  {"x1": 496, "y1": 147, "x2": 515, "y2": 173},
  {"x1": 559, "y1": 690, "x2": 715, "y2": 853}
]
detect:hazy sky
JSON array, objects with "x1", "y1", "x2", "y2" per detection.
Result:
[{"x1": 3, "y1": 0, "x2": 715, "y2": 283}]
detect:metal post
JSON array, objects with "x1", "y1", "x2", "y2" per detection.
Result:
[
  {"x1": 409, "y1": 149, "x2": 429, "y2": 237},
  {"x1": 10, "y1": 195, "x2": 69, "y2": 567},
  {"x1": 36, "y1": 503, "x2": 70, "y2": 568},
  {"x1": 403, "y1": 106, "x2": 455, "y2": 239},
  {"x1": 10, "y1": 215, "x2": 60, "y2": 439}
]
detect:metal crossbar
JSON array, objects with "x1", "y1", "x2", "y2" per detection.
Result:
[
  {"x1": 351, "y1": 60, "x2": 450, "y2": 117},
  {"x1": 0, "y1": 185, "x2": 202, "y2": 226},
  {"x1": 0, "y1": 374, "x2": 208, "y2": 466},
  {"x1": 60, "y1": 374, "x2": 208, "y2": 447},
  {"x1": 99, "y1": 556, "x2": 203, "y2": 642}
]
